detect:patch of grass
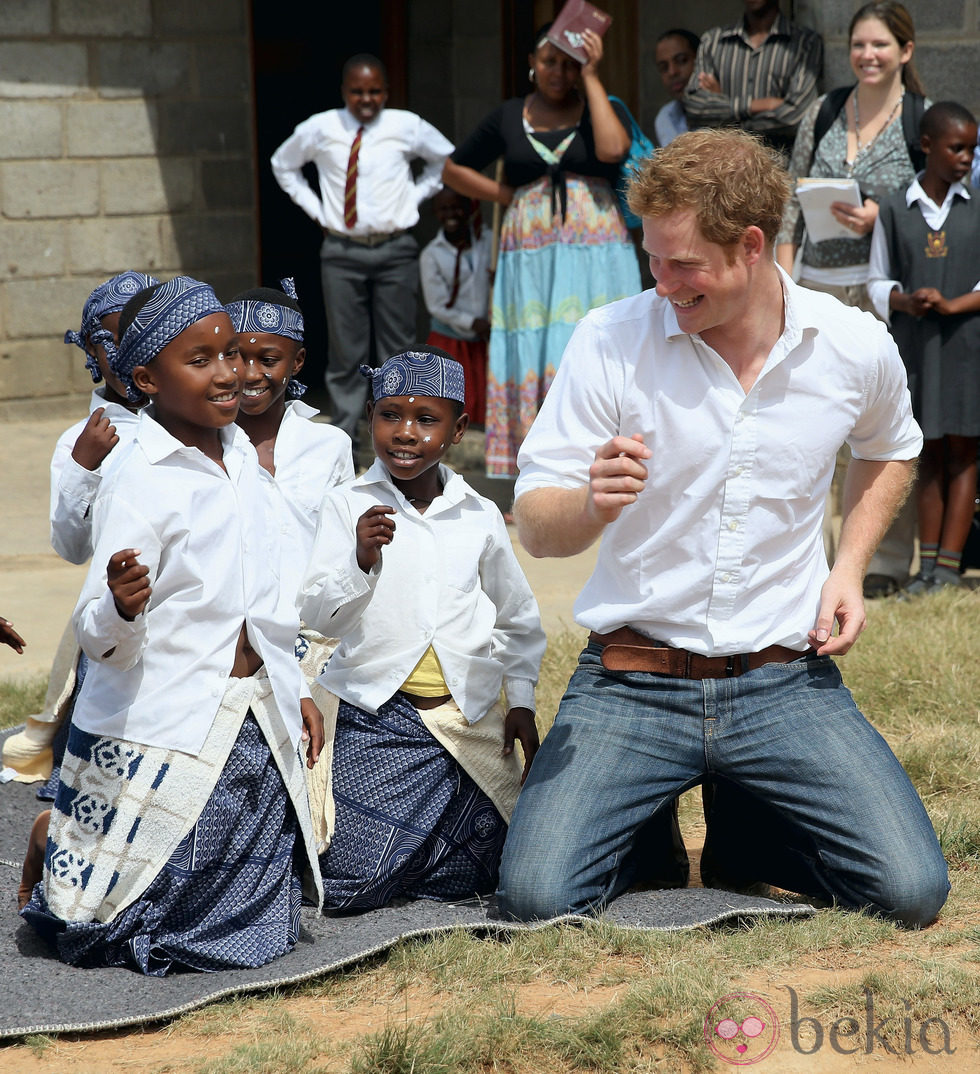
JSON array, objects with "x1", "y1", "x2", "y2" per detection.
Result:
[
  {"x1": 0, "y1": 674, "x2": 46, "y2": 729},
  {"x1": 23, "y1": 1032, "x2": 54, "y2": 1057},
  {"x1": 194, "y1": 1036, "x2": 323, "y2": 1074}
]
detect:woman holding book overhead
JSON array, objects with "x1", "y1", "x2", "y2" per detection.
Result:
[
  {"x1": 442, "y1": 18, "x2": 640, "y2": 479},
  {"x1": 775, "y1": 1, "x2": 929, "y2": 596}
]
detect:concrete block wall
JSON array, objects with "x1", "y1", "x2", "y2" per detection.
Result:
[{"x1": 0, "y1": 0, "x2": 257, "y2": 420}]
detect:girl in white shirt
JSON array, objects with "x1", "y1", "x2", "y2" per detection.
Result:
[
  {"x1": 300, "y1": 348, "x2": 545, "y2": 911},
  {"x1": 5, "y1": 272, "x2": 159, "y2": 796},
  {"x1": 20, "y1": 277, "x2": 324, "y2": 975}
]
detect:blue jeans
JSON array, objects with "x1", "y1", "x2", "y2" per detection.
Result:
[{"x1": 498, "y1": 645, "x2": 949, "y2": 927}]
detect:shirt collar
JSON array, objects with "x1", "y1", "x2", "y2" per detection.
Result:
[
  {"x1": 282, "y1": 398, "x2": 318, "y2": 422},
  {"x1": 906, "y1": 174, "x2": 971, "y2": 211},
  {"x1": 355, "y1": 458, "x2": 470, "y2": 512},
  {"x1": 723, "y1": 11, "x2": 793, "y2": 42},
  {"x1": 136, "y1": 408, "x2": 245, "y2": 469}
]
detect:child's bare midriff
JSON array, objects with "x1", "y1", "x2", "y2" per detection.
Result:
[{"x1": 230, "y1": 622, "x2": 263, "y2": 678}]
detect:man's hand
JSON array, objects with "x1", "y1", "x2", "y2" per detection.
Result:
[
  {"x1": 71, "y1": 407, "x2": 119, "y2": 472},
  {"x1": 698, "y1": 72, "x2": 722, "y2": 94},
  {"x1": 587, "y1": 434, "x2": 652, "y2": 526},
  {"x1": 749, "y1": 96, "x2": 785, "y2": 114},
  {"x1": 107, "y1": 548, "x2": 151, "y2": 621},
  {"x1": 0, "y1": 616, "x2": 25, "y2": 654},
  {"x1": 808, "y1": 565, "x2": 867, "y2": 656},
  {"x1": 355, "y1": 504, "x2": 396, "y2": 573},
  {"x1": 300, "y1": 697, "x2": 325, "y2": 769},
  {"x1": 503, "y1": 707, "x2": 539, "y2": 784}
]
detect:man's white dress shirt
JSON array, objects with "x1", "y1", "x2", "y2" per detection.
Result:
[
  {"x1": 270, "y1": 107, "x2": 453, "y2": 236},
  {"x1": 868, "y1": 176, "x2": 980, "y2": 323},
  {"x1": 50, "y1": 390, "x2": 143, "y2": 564},
  {"x1": 299, "y1": 461, "x2": 544, "y2": 722},
  {"x1": 73, "y1": 412, "x2": 308, "y2": 754},
  {"x1": 515, "y1": 272, "x2": 921, "y2": 654}
]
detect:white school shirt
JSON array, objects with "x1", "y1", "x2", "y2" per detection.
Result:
[
  {"x1": 270, "y1": 107, "x2": 453, "y2": 236},
  {"x1": 299, "y1": 461, "x2": 545, "y2": 722},
  {"x1": 258, "y1": 399, "x2": 354, "y2": 605},
  {"x1": 419, "y1": 229, "x2": 492, "y2": 341},
  {"x1": 49, "y1": 389, "x2": 144, "y2": 564},
  {"x1": 515, "y1": 270, "x2": 922, "y2": 655},
  {"x1": 868, "y1": 176, "x2": 980, "y2": 323},
  {"x1": 72, "y1": 411, "x2": 308, "y2": 754},
  {"x1": 654, "y1": 100, "x2": 688, "y2": 148}
]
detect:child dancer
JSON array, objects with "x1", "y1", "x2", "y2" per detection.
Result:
[
  {"x1": 869, "y1": 102, "x2": 980, "y2": 593},
  {"x1": 3, "y1": 271, "x2": 158, "y2": 787},
  {"x1": 420, "y1": 188, "x2": 492, "y2": 424},
  {"x1": 21, "y1": 277, "x2": 323, "y2": 974},
  {"x1": 299, "y1": 347, "x2": 545, "y2": 911}
]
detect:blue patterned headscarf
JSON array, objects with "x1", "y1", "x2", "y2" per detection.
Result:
[
  {"x1": 361, "y1": 347, "x2": 466, "y2": 404},
  {"x1": 64, "y1": 271, "x2": 160, "y2": 383},
  {"x1": 225, "y1": 277, "x2": 307, "y2": 399},
  {"x1": 113, "y1": 276, "x2": 226, "y2": 403}
]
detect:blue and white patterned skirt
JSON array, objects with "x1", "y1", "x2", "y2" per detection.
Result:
[
  {"x1": 22, "y1": 702, "x2": 308, "y2": 975},
  {"x1": 320, "y1": 693, "x2": 507, "y2": 911}
]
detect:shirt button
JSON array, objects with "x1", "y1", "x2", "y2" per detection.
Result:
[
  {"x1": 735, "y1": 466, "x2": 744, "y2": 476},
  {"x1": 721, "y1": 572, "x2": 731, "y2": 583},
  {"x1": 728, "y1": 520, "x2": 738, "y2": 531}
]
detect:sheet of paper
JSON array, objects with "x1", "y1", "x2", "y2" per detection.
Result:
[{"x1": 795, "y1": 177, "x2": 863, "y2": 243}]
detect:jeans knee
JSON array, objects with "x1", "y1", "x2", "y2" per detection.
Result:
[
  {"x1": 497, "y1": 852, "x2": 601, "y2": 922},
  {"x1": 867, "y1": 861, "x2": 950, "y2": 928}
]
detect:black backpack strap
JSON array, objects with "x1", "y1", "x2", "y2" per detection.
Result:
[
  {"x1": 902, "y1": 92, "x2": 926, "y2": 173},
  {"x1": 811, "y1": 85, "x2": 853, "y2": 168}
]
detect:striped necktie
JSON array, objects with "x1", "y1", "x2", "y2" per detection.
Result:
[{"x1": 344, "y1": 126, "x2": 364, "y2": 229}]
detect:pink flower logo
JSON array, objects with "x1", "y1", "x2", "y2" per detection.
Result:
[{"x1": 704, "y1": 993, "x2": 780, "y2": 1065}]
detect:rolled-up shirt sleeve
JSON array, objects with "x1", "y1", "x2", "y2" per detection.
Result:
[
  {"x1": 270, "y1": 118, "x2": 327, "y2": 227},
  {"x1": 848, "y1": 321, "x2": 922, "y2": 461}
]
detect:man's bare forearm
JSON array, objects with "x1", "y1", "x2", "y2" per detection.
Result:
[
  {"x1": 513, "y1": 487, "x2": 603, "y2": 559},
  {"x1": 835, "y1": 457, "x2": 915, "y2": 579}
]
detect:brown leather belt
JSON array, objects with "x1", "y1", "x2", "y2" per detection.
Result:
[{"x1": 589, "y1": 627, "x2": 812, "y2": 679}]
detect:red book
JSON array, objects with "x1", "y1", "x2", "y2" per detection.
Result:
[{"x1": 546, "y1": 0, "x2": 613, "y2": 64}]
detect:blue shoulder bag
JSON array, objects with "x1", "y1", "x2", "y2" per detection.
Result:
[{"x1": 608, "y1": 96, "x2": 655, "y2": 230}]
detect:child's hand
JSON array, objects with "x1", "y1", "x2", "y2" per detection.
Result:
[
  {"x1": 300, "y1": 697, "x2": 325, "y2": 769},
  {"x1": 503, "y1": 707, "x2": 540, "y2": 784},
  {"x1": 892, "y1": 289, "x2": 933, "y2": 317},
  {"x1": 107, "y1": 548, "x2": 151, "y2": 621},
  {"x1": 913, "y1": 287, "x2": 951, "y2": 315},
  {"x1": 0, "y1": 616, "x2": 25, "y2": 654},
  {"x1": 356, "y1": 504, "x2": 396, "y2": 573},
  {"x1": 71, "y1": 407, "x2": 119, "y2": 471}
]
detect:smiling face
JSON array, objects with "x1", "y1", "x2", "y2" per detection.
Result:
[
  {"x1": 133, "y1": 312, "x2": 242, "y2": 447},
  {"x1": 433, "y1": 188, "x2": 470, "y2": 243},
  {"x1": 655, "y1": 35, "x2": 696, "y2": 100},
  {"x1": 643, "y1": 209, "x2": 757, "y2": 338},
  {"x1": 342, "y1": 63, "x2": 387, "y2": 124},
  {"x1": 849, "y1": 16, "x2": 913, "y2": 87},
  {"x1": 529, "y1": 40, "x2": 580, "y2": 104},
  {"x1": 368, "y1": 394, "x2": 467, "y2": 499},
  {"x1": 236, "y1": 332, "x2": 305, "y2": 418},
  {"x1": 922, "y1": 119, "x2": 979, "y2": 188}
]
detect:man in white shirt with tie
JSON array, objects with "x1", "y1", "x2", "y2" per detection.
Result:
[
  {"x1": 271, "y1": 55, "x2": 454, "y2": 448},
  {"x1": 497, "y1": 128, "x2": 949, "y2": 928}
]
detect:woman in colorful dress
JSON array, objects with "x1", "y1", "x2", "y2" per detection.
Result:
[{"x1": 443, "y1": 25, "x2": 641, "y2": 478}]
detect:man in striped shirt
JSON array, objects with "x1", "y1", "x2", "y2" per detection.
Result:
[{"x1": 683, "y1": 0, "x2": 823, "y2": 157}]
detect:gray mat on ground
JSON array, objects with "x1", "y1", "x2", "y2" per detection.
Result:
[{"x1": 0, "y1": 725, "x2": 814, "y2": 1039}]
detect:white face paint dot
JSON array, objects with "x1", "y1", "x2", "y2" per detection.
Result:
[
  {"x1": 217, "y1": 353, "x2": 224, "y2": 360},
  {"x1": 408, "y1": 397, "x2": 415, "y2": 403},
  {"x1": 214, "y1": 326, "x2": 220, "y2": 334},
  {"x1": 250, "y1": 337, "x2": 257, "y2": 344},
  {"x1": 232, "y1": 367, "x2": 238, "y2": 372},
  {"x1": 405, "y1": 420, "x2": 412, "y2": 427},
  {"x1": 423, "y1": 436, "x2": 431, "y2": 443}
]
